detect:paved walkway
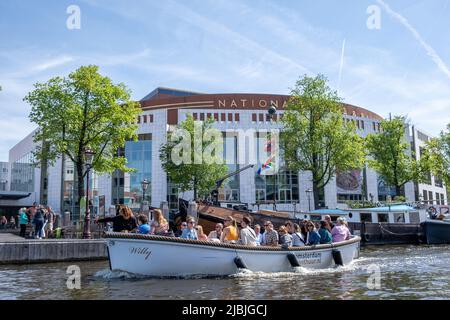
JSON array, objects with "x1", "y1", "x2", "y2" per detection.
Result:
[{"x1": 0, "y1": 233, "x2": 25, "y2": 242}]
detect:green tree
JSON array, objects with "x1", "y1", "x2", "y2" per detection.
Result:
[
  {"x1": 281, "y1": 74, "x2": 365, "y2": 209},
  {"x1": 25, "y1": 65, "x2": 141, "y2": 210},
  {"x1": 365, "y1": 116, "x2": 428, "y2": 196},
  {"x1": 426, "y1": 124, "x2": 450, "y2": 187},
  {"x1": 160, "y1": 115, "x2": 228, "y2": 200}
]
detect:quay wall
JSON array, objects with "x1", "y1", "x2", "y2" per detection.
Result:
[{"x1": 0, "y1": 239, "x2": 108, "y2": 265}]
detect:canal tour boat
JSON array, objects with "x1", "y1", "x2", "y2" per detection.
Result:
[{"x1": 103, "y1": 232, "x2": 361, "y2": 277}]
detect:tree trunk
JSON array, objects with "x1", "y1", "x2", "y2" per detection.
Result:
[
  {"x1": 76, "y1": 162, "x2": 85, "y2": 216},
  {"x1": 313, "y1": 182, "x2": 320, "y2": 210},
  {"x1": 193, "y1": 177, "x2": 197, "y2": 201},
  {"x1": 395, "y1": 185, "x2": 402, "y2": 198}
]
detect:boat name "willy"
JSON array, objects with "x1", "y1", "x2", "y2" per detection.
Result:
[{"x1": 130, "y1": 247, "x2": 152, "y2": 260}]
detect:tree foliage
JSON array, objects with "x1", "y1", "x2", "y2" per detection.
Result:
[
  {"x1": 25, "y1": 65, "x2": 141, "y2": 208},
  {"x1": 281, "y1": 74, "x2": 365, "y2": 209},
  {"x1": 365, "y1": 116, "x2": 429, "y2": 196},
  {"x1": 426, "y1": 124, "x2": 450, "y2": 187},
  {"x1": 160, "y1": 115, "x2": 228, "y2": 200}
]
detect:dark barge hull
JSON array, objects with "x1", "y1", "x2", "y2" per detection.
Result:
[
  {"x1": 349, "y1": 222, "x2": 424, "y2": 245},
  {"x1": 197, "y1": 204, "x2": 425, "y2": 246},
  {"x1": 421, "y1": 220, "x2": 450, "y2": 244}
]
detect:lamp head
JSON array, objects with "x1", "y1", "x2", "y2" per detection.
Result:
[
  {"x1": 141, "y1": 179, "x2": 150, "y2": 191},
  {"x1": 268, "y1": 106, "x2": 277, "y2": 116},
  {"x1": 84, "y1": 148, "x2": 95, "y2": 166}
]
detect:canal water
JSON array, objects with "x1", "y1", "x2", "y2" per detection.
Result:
[{"x1": 1, "y1": 245, "x2": 449, "y2": 300}]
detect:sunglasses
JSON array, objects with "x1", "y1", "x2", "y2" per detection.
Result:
[
  {"x1": 181, "y1": 223, "x2": 187, "y2": 226},
  {"x1": 188, "y1": 221, "x2": 194, "y2": 224},
  {"x1": 264, "y1": 224, "x2": 270, "y2": 227}
]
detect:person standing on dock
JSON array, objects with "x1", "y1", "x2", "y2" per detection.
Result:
[
  {"x1": 32, "y1": 206, "x2": 45, "y2": 239},
  {"x1": 19, "y1": 208, "x2": 29, "y2": 238}
]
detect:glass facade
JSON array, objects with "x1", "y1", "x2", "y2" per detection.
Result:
[
  {"x1": 61, "y1": 158, "x2": 99, "y2": 221},
  {"x1": 218, "y1": 135, "x2": 240, "y2": 202},
  {"x1": 0, "y1": 162, "x2": 8, "y2": 191},
  {"x1": 10, "y1": 152, "x2": 34, "y2": 192},
  {"x1": 254, "y1": 134, "x2": 299, "y2": 203},
  {"x1": 112, "y1": 134, "x2": 152, "y2": 213}
]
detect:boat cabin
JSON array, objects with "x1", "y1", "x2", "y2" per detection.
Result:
[{"x1": 299, "y1": 205, "x2": 428, "y2": 225}]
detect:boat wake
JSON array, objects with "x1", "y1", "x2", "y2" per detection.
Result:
[
  {"x1": 94, "y1": 268, "x2": 147, "y2": 280},
  {"x1": 230, "y1": 261, "x2": 364, "y2": 279}
]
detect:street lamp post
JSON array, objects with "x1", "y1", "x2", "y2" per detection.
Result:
[
  {"x1": 141, "y1": 179, "x2": 149, "y2": 213},
  {"x1": 82, "y1": 148, "x2": 95, "y2": 239},
  {"x1": 305, "y1": 188, "x2": 313, "y2": 212}
]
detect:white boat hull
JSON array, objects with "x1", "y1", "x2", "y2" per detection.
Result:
[{"x1": 104, "y1": 233, "x2": 361, "y2": 277}]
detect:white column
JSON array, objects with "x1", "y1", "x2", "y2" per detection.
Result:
[
  {"x1": 366, "y1": 166, "x2": 379, "y2": 202},
  {"x1": 151, "y1": 110, "x2": 168, "y2": 207},
  {"x1": 298, "y1": 171, "x2": 313, "y2": 212}
]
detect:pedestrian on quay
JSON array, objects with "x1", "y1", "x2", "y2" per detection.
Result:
[
  {"x1": 9, "y1": 216, "x2": 16, "y2": 229},
  {"x1": 0, "y1": 215, "x2": 7, "y2": 229},
  {"x1": 32, "y1": 206, "x2": 45, "y2": 239},
  {"x1": 45, "y1": 206, "x2": 55, "y2": 238},
  {"x1": 19, "y1": 208, "x2": 29, "y2": 238}
]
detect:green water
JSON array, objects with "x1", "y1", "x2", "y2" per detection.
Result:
[{"x1": 1, "y1": 245, "x2": 449, "y2": 300}]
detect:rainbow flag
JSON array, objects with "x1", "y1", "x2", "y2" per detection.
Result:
[{"x1": 257, "y1": 155, "x2": 274, "y2": 175}]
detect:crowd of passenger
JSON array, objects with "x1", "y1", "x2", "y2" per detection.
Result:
[{"x1": 95, "y1": 204, "x2": 352, "y2": 248}]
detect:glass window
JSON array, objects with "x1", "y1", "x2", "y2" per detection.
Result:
[
  {"x1": 360, "y1": 213, "x2": 372, "y2": 222},
  {"x1": 409, "y1": 212, "x2": 420, "y2": 224},
  {"x1": 377, "y1": 213, "x2": 389, "y2": 223},
  {"x1": 111, "y1": 136, "x2": 152, "y2": 212},
  {"x1": 393, "y1": 213, "x2": 405, "y2": 223}
]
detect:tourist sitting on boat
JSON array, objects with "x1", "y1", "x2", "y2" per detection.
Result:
[
  {"x1": 220, "y1": 216, "x2": 239, "y2": 243},
  {"x1": 262, "y1": 221, "x2": 279, "y2": 247},
  {"x1": 175, "y1": 221, "x2": 187, "y2": 237},
  {"x1": 278, "y1": 226, "x2": 292, "y2": 248},
  {"x1": 195, "y1": 225, "x2": 208, "y2": 241},
  {"x1": 323, "y1": 215, "x2": 334, "y2": 232},
  {"x1": 305, "y1": 221, "x2": 321, "y2": 245},
  {"x1": 95, "y1": 205, "x2": 138, "y2": 233},
  {"x1": 318, "y1": 221, "x2": 333, "y2": 244},
  {"x1": 288, "y1": 223, "x2": 305, "y2": 247},
  {"x1": 331, "y1": 217, "x2": 351, "y2": 243},
  {"x1": 239, "y1": 216, "x2": 257, "y2": 246},
  {"x1": 180, "y1": 218, "x2": 198, "y2": 240},
  {"x1": 300, "y1": 220, "x2": 308, "y2": 240},
  {"x1": 207, "y1": 223, "x2": 223, "y2": 242},
  {"x1": 254, "y1": 224, "x2": 263, "y2": 246},
  {"x1": 137, "y1": 214, "x2": 151, "y2": 234},
  {"x1": 150, "y1": 209, "x2": 169, "y2": 235}
]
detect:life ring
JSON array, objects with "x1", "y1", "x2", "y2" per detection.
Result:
[{"x1": 363, "y1": 233, "x2": 370, "y2": 242}]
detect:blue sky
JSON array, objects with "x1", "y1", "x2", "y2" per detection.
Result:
[{"x1": 1, "y1": 0, "x2": 450, "y2": 161}]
